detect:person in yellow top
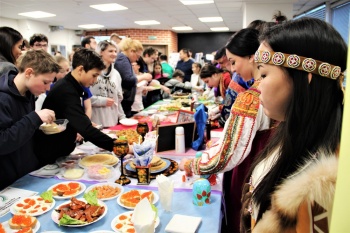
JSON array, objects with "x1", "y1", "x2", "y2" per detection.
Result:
[{"x1": 240, "y1": 17, "x2": 346, "y2": 232}]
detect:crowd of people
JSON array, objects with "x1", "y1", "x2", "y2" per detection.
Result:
[{"x1": 0, "y1": 12, "x2": 347, "y2": 233}]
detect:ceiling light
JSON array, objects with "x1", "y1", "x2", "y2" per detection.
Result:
[
  {"x1": 18, "y1": 11, "x2": 56, "y2": 18},
  {"x1": 199, "y1": 17, "x2": 223, "y2": 22},
  {"x1": 172, "y1": 26, "x2": 193, "y2": 31},
  {"x1": 90, "y1": 3, "x2": 128, "y2": 11},
  {"x1": 134, "y1": 20, "x2": 160, "y2": 25},
  {"x1": 78, "y1": 24, "x2": 104, "y2": 29},
  {"x1": 180, "y1": 0, "x2": 214, "y2": 5},
  {"x1": 210, "y1": 27, "x2": 229, "y2": 31}
]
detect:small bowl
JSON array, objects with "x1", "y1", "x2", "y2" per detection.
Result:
[
  {"x1": 119, "y1": 118, "x2": 138, "y2": 126},
  {"x1": 39, "y1": 119, "x2": 69, "y2": 135},
  {"x1": 86, "y1": 164, "x2": 113, "y2": 180},
  {"x1": 62, "y1": 166, "x2": 85, "y2": 179}
]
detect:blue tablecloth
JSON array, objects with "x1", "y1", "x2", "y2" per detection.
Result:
[{"x1": 0, "y1": 174, "x2": 222, "y2": 233}]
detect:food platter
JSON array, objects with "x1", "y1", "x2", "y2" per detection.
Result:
[
  {"x1": 84, "y1": 183, "x2": 124, "y2": 201},
  {"x1": 10, "y1": 196, "x2": 55, "y2": 216},
  {"x1": 125, "y1": 159, "x2": 171, "y2": 174},
  {"x1": 47, "y1": 181, "x2": 86, "y2": 200},
  {"x1": 51, "y1": 198, "x2": 107, "y2": 227},
  {"x1": 78, "y1": 154, "x2": 119, "y2": 168},
  {"x1": 111, "y1": 211, "x2": 160, "y2": 232},
  {"x1": 1, "y1": 219, "x2": 41, "y2": 233},
  {"x1": 116, "y1": 190, "x2": 159, "y2": 210}
]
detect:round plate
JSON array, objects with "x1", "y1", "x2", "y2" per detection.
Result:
[
  {"x1": 1, "y1": 218, "x2": 41, "y2": 232},
  {"x1": 47, "y1": 182, "x2": 86, "y2": 200},
  {"x1": 117, "y1": 191, "x2": 159, "y2": 210},
  {"x1": 125, "y1": 159, "x2": 171, "y2": 174},
  {"x1": 78, "y1": 154, "x2": 119, "y2": 169},
  {"x1": 10, "y1": 196, "x2": 55, "y2": 217},
  {"x1": 85, "y1": 183, "x2": 124, "y2": 201},
  {"x1": 51, "y1": 199, "x2": 107, "y2": 227},
  {"x1": 119, "y1": 118, "x2": 138, "y2": 126},
  {"x1": 111, "y1": 210, "x2": 159, "y2": 232}
]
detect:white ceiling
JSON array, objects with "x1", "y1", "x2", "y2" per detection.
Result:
[{"x1": 0, "y1": 0, "x2": 331, "y2": 32}]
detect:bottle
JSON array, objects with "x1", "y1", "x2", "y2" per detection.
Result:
[{"x1": 175, "y1": 126, "x2": 185, "y2": 153}]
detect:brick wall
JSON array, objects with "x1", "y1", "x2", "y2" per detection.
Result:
[{"x1": 85, "y1": 29, "x2": 178, "y2": 55}]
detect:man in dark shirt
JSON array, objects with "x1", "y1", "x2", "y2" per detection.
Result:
[
  {"x1": 34, "y1": 49, "x2": 116, "y2": 166},
  {"x1": 175, "y1": 48, "x2": 194, "y2": 82}
]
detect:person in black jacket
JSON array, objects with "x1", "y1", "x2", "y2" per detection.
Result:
[
  {"x1": 0, "y1": 50, "x2": 59, "y2": 190},
  {"x1": 34, "y1": 49, "x2": 117, "y2": 166}
]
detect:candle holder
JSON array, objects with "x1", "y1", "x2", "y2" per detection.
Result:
[
  {"x1": 113, "y1": 139, "x2": 130, "y2": 186},
  {"x1": 136, "y1": 122, "x2": 149, "y2": 143}
]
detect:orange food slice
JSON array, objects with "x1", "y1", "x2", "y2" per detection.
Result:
[
  {"x1": 63, "y1": 189, "x2": 78, "y2": 196},
  {"x1": 68, "y1": 182, "x2": 80, "y2": 191}
]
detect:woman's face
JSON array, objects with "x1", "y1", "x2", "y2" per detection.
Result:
[
  {"x1": 257, "y1": 42, "x2": 293, "y2": 121},
  {"x1": 192, "y1": 64, "x2": 200, "y2": 74},
  {"x1": 126, "y1": 48, "x2": 142, "y2": 63},
  {"x1": 101, "y1": 45, "x2": 117, "y2": 65},
  {"x1": 12, "y1": 39, "x2": 23, "y2": 61},
  {"x1": 201, "y1": 73, "x2": 220, "y2": 88},
  {"x1": 56, "y1": 61, "x2": 70, "y2": 80},
  {"x1": 226, "y1": 49, "x2": 254, "y2": 81}
]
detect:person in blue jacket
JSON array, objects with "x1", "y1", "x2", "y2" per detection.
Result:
[{"x1": 0, "y1": 50, "x2": 59, "y2": 190}]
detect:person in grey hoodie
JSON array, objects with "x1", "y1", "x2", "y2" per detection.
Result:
[{"x1": 0, "y1": 50, "x2": 59, "y2": 190}]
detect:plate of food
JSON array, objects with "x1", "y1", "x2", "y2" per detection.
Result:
[
  {"x1": 51, "y1": 197, "x2": 107, "y2": 227},
  {"x1": 1, "y1": 215, "x2": 40, "y2": 233},
  {"x1": 85, "y1": 183, "x2": 124, "y2": 201},
  {"x1": 115, "y1": 129, "x2": 141, "y2": 145},
  {"x1": 126, "y1": 156, "x2": 171, "y2": 174},
  {"x1": 48, "y1": 182, "x2": 86, "y2": 200},
  {"x1": 10, "y1": 194, "x2": 55, "y2": 216},
  {"x1": 79, "y1": 154, "x2": 119, "y2": 168},
  {"x1": 111, "y1": 211, "x2": 159, "y2": 233},
  {"x1": 117, "y1": 190, "x2": 159, "y2": 210},
  {"x1": 119, "y1": 118, "x2": 138, "y2": 126}
]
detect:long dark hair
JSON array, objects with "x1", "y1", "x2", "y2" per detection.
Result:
[
  {"x1": 0, "y1": 27, "x2": 23, "y2": 64},
  {"x1": 251, "y1": 18, "x2": 347, "y2": 222},
  {"x1": 225, "y1": 28, "x2": 259, "y2": 57},
  {"x1": 199, "y1": 64, "x2": 223, "y2": 79}
]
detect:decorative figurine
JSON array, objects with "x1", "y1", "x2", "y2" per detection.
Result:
[
  {"x1": 136, "y1": 122, "x2": 149, "y2": 143},
  {"x1": 192, "y1": 178, "x2": 211, "y2": 206},
  {"x1": 113, "y1": 138, "x2": 130, "y2": 185}
]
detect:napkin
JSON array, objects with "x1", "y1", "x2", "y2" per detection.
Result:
[
  {"x1": 156, "y1": 174, "x2": 174, "y2": 211},
  {"x1": 132, "y1": 198, "x2": 155, "y2": 233},
  {"x1": 133, "y1": 140, "x2": 156, "y2": 166}
]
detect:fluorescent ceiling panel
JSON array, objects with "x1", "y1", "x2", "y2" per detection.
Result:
[
  {"x1": 18, "y1": 11, "x2": 56, "y2": 18},
  {"x1": 172, "y1": 26, "x2": 193, "y2": 31},
  {"x1": 180, "y1": 0, "x2": 214, "y2": 5},
  {"x1": 78, "y1": 24, "x2": 104, "y2": 29},
  {"x1": 134, "y1": 20, "x2": 160, "y2": 25},
  {"x1": 90, "y1": 3, "x2": 128, "y2": 11},
  {"x1": 199, "y1": 17, "x2": 223, "y2": 22},
  {"x1": 210, "y1": 27, "x2": 229, "y2": 31}
]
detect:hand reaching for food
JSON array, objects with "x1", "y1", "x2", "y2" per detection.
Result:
[
  {"x1": 36, "y1": 109, "x2": 55, "y2": 123},
  {"x1": 106, "y1": 98, "x2": 114, "y2": 107}
]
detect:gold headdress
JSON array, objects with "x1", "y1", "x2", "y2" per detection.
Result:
[{"x1": 254, "y1": 50, "x2": 343, "y2": 80}]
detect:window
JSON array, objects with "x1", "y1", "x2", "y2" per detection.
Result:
[
  {"x1": 332, "y1": 2, "x2": 350, "y2": 44},
  {"x1": 295, "y1": 4, "x2": 326, "y2": 21}
]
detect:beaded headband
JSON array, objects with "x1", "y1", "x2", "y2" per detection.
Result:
[{"x1": 254, "y1": 50, "x2": 343, "y2": 80}]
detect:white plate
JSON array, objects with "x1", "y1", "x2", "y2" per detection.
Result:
[
  {"x1": 111, "y1": 210, "x2": 159, "y2": 232},
  {"x1": 77, "y1": 142, "x2": 97, "y2": 150},
  {"x1": 119, "y1": 118, "x2": 138, "y2": 126},
  {"x1": 78, "y1": 154, "x2": 119, "y2": 169},
  {"x1": 1, "y1": 218, "x2": 41, "y2": 233},
  {"x1": 47, "y1": 182, "x2": 86, "y2": 200},
  {"x1": 85, "y1": 183, "x2": 124, "y2": 201},
  {"x1": 117, "y1": 190, "x2": 159, "y2": 210},
  {"x1": 51, "y1": 198, "x2": 107, "y2": 227},
  {"x1": 10, "y1": 196, "x2": 55, "y2": 217},
  {"x1": 165, "y1": 214, "x2": 202, "y2": 233}
]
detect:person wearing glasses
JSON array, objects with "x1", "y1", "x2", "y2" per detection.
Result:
[
  {"x1": 29, "y1": 33, "x2": 49, "y2": 51},
  {"x1": 0, "y1": 26, "x2": 23, "y2": 76}
]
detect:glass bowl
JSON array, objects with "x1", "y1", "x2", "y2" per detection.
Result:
[
  {"x1": 39, "y1": 119, "x2": 69, "y2": 135},
  {"x1": 85, "y1": 164, "x2": 114, "y2": 180}
]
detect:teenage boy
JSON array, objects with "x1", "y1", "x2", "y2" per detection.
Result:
[
  {"x1": 0, "y1": 50, "x2": 59, "y2": 189},
  {"x1": 164, "y1": 69, "x2": 192, "y2": 95},
  {"x1": 34, "y1": 49, "x2": 116, "y2": 166},
  {"x1": 29, "y1": 33, "x2": 49, "y2": 51}
]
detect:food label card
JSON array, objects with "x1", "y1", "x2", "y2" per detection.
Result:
[{"x1": 0, "y1": 187, "x2": 37, "y2": 217}]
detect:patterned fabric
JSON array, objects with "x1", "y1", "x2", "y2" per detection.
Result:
[{"x1": 190, "y1": 81, "x2": 270, "y2": 175}]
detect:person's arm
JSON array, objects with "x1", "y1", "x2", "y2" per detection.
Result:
[
  {"x1": 114, "y1": 55, "x2": 137, "y2": 89},
  {"x1": 84, "y1": 98, "x2": 92, "y2": 119},
  {"x1": 181, "y1": 89, "x2": 270, "y2": 175},
  {"x1": 0, "y1": 98, "x2": 50, "y2": 155}
]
